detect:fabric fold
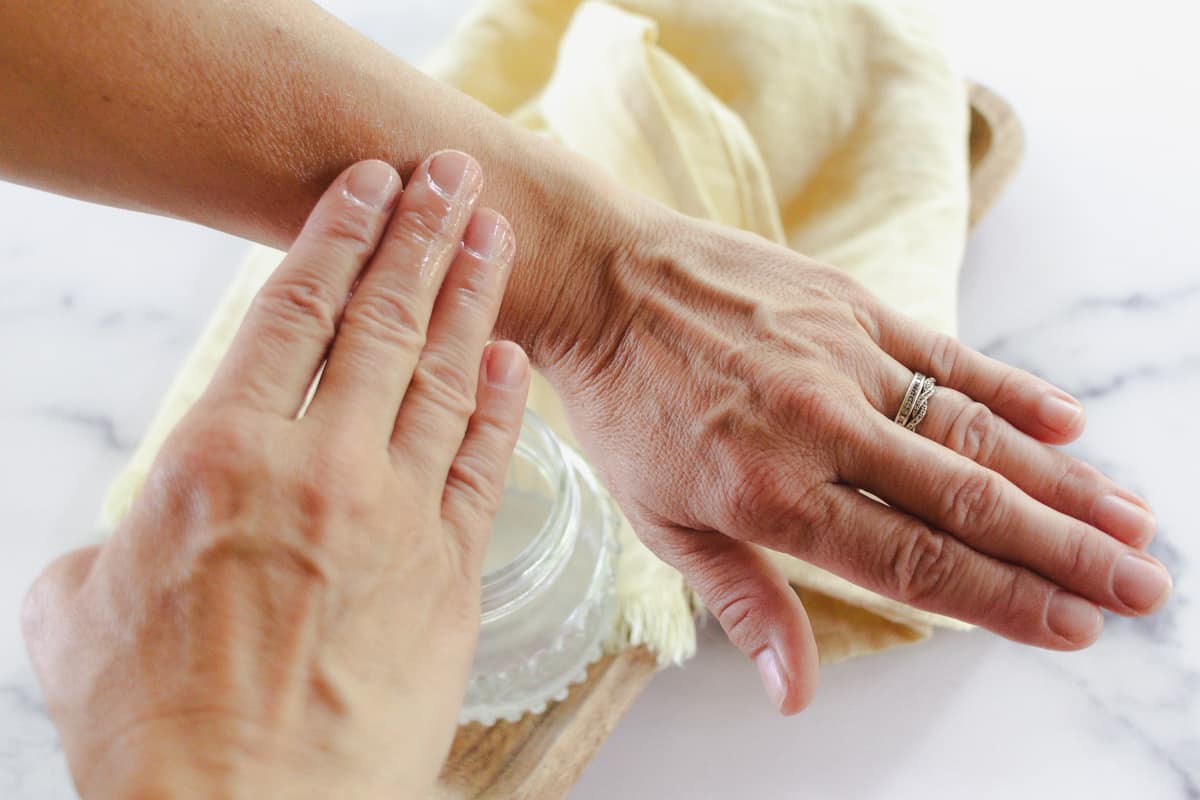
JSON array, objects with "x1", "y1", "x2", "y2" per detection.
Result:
[{"x1": 104, "y1": 0, "x2": 971, "y2": 668}]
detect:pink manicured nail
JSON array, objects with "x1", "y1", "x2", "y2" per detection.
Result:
[
  {"x1": 1112, "y1": 554, "x2": 1172, "y2": 613},
  {"x1": 1094, "y1": 495, "x2": 1157, "y2": 545},
  {"x1": 755, "y1": 648, "x2": 788, "y2": 712},
  {"x1": 426, "y1": 150, "x2": 478, "y2": 199},
  {"x1": 1046, "y1": 591, "x2": 1103, "y2": 642},
  {"x1": 485, "y1": 343, "x2": 528, "y2": 389},
  {"x1": 1038, "y1": 394, "x2": 1084, "y2": 434},
  {"x1": 344, "y1": 160, "x2": 398, "y2": 210},
  {"x1": 462, "y1": 211, "x2": 514, "y2": 262}
]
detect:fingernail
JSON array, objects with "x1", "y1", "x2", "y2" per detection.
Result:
[
  {"x1": 754, "y1": 647, "x2": 788, "y2": 713},
  {"x1": 1046, "y1": 591, "x2": 1103, "y2": 642},
  {"x1": 1112, "y1": 554, "x2": 1172, "y2": 612},
  {"x1": 463, "y1": 211, "x2": 514, "y2": 263},
  {"x1": 485, "y1": 343, "x2": 528, "y2": 389},
  {"x1": 1038, "y1": 394, "x2": 1084, "y2": 434},
  {"x1": 427, "y1": 150, "x2": 478, "y2": 200},
  {"x1": 1094, "y1": 495, "x2": 1157, "y2": 545},
  {"x1": 344, "y1": 160, "x2": 398, "y2": 210}
]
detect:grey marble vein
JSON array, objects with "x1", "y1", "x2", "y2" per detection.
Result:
[
  {"x1": 977, "y1": 283, "x2": 1200, "y2": 356},
  {"x1": 33, "y1": 407, "x2": 132, "y2": 452},
  {"x1": 1038, "y1": 654, "x2": 1200, "y2": 799}
]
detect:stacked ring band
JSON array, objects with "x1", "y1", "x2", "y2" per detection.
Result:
[{"x1": 894, "y1": 372, "x2": 936, "y2": 432}]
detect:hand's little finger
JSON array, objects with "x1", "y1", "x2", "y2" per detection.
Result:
[
  {"x1": 841, "y1": 417, "x2": 1172, "y2": 616},
  {"x1": 916, "y1": 385, "x2": 1154, "y2": 546},
  {"x1": 788, "y1": 485, "x2": 1104, "y2": 649},
  {"x1": 867, "y1": 356, "x2": 1155, "y2": 547},
  {"x1": 442, "y1": 342, "x2": 530, "y2": 565}
]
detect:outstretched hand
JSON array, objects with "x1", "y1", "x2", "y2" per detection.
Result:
[{"x1": 549, "y1": 209, "x2": 1170, "y2": 713}]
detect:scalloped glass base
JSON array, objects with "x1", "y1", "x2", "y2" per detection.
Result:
[{"x1": 459, "y1": 431, "x2": 620, "y2": 726}]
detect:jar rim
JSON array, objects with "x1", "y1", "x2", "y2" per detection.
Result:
[{"x1": 479, "y1": 411, "x2": 578, "y2": 620}]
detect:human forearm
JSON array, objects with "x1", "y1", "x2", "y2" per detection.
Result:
[{"x1": 0, "y1": 0, "x2": 634, "y2": 363}]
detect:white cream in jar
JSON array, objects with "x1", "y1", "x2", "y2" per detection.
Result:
[{"x1": 460, "y1": 410, "x2": 620, "y2": 725}]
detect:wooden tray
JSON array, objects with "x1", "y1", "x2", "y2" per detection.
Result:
[{"x1": 434, "y1": 80, "x2": 1024, "y2": 800}]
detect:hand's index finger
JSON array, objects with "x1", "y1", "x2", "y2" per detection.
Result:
[{"x1": 205, "y1": 160, "x2": 400, "y2": 417}]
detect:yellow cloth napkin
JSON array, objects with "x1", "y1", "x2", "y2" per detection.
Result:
[{"x1": 103, "y1": 0, "x2": 972, "y2": 667}]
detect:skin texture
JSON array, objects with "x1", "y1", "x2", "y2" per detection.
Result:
[
  {"x1": 21, "y1": 154, "x2": 531, "y2": 798},
  {"x1": 0, "y1": 0, "x2": 623, "y2": 365},
  {"x1": 549, "y1": 216, "x2": 1173, "y2": 711},
  {"x1": 4, "y1": 0, "x2": 1172, "y2": 724}
]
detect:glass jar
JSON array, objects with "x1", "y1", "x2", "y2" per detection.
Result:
[{"x1": 460, "y1": 410, "x2": 621, "y2": 725}]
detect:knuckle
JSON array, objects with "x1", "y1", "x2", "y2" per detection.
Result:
[
  {"x1": 850, "y1": 299, "x2": 883, "y2": 344},
  {"x1": 807, "y1": 264, "x2": 858, "y2": 300},
  {"x1": 254, "y1": 275, "x2": 340, "y2": 341},
  {"x1": 990, "y1": 367, "x2": 1026, "y2": 409},
  {"x1": 802, "y1": 309, "x2": 868, "y2": 366},
  {"x1": 21, "y1": 565, "x2": 62, "y2": 646},
  {"x1": 764, "y1": 370, "x2": 857, "y2": 450},
  {"x1": 948, "y1": 401, "x2": 1001, "y2": 463},
  {"x1": 942, "y1": 470, "x2": 1006, "y2": 535},
  {"x1": 343, "y1": 287, "x2": 427, "y2": 352},
  {"x1": 289, "y1": 443, "x2": 381, "y2": 540},
  {"x1": 996, "y1": 569, "x2": 1064, "y2": 643},
  {"x1": 1058, "y1": 525, "x2": 1097, "y2": 580},
  {"x1": 927, "y1": 333, "x2": 962, "y2": 385},
  {"x1": 727, "y1": 460, "x2": 787, "y2": 535},
  {"x1": 412, "y1": 355, "x2": 478, "y2": 420},
  {"x1": 22, "y1": 547, "x2": 100, "y2": 654},
  {"x1": 710, "y1": 587, "x2": 766, "y2": 648},
  {"x1": 768, "y1": 370, "x2": 826, "y2": 420},
  {"x1": 446, "y1": 453, "x2": 505, "y2": 517},
  {"x1": 822, "y1": 407, "x2": 881, "y2": 478},
  {"x1": 791, "y1": 485, "x2": 838, "y2": 547},
  {"x1": 654, "y1": 537, "x2": 769, "y2": 648},
  {"x1": 390, "y1": 201, "x2": 451, "y2": 247},
  {"x1": 316, "y1": 203, "x2": 378, "y2": 252},
  {"x1": 994, "y1": 569, "x2": 1043, "y2": 635},
  {"x1": 725, "y1": 448, "x2": 827, "y2": 544},
  {"x1": 450, "y1": 281, "x2": 495, "y2": 316},
  {"x1": 1047, "y1": 458, "x2": 1100, "y2": 504},
  {"x1": 152, "y1": 421, "x2": 263, "y2": 523},
  {"x1": 291, "y1": 475, "x2": 348, "y2": 549},
  {"x1": 173, "y1": 421, "x2": 258, "y2": 471},
  {"x1": 884, "y1": 525, "x2": 955, "y2": 605}
]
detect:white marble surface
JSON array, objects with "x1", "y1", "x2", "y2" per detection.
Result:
[{"x1": 0, "y1": 1, "x2": 1196, "y2": 798}]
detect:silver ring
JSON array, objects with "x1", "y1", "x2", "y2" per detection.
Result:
[{"x1": 894, "y1": 372, "x2": 935, "y2": 432}]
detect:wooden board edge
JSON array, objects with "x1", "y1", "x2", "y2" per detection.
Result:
[
  {"x1": 967, "y1": 80, "x2": 1025, "y2": 227},
  {"x1": 435, "y1": 647, "x2": 658, "y2": 800}
]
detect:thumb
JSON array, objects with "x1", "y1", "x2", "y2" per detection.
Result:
[{"x1": 652, "y1": 526, "x2": 819, "y2": 714}]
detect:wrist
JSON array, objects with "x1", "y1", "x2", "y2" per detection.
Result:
[{"x1": 492, "y1": 136, "x2": 656, "y2": 373}]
